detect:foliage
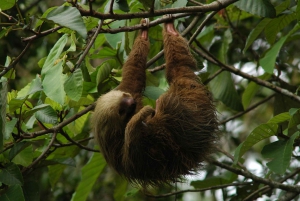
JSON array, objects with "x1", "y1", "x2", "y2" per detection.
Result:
[{"x1": 1, "y1": 0, "x2": 300, "y2": 200}]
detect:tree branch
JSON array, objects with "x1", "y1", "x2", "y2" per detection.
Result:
[
  {"x1": 211, "y1": 159, "x2": 300, "y2": 193},
  {"x1": 192, "y1": 44, "x2": 300, "y2": 103},
  {"x1": 145, "y1": 182, "x2": 252, "y2": 198},
  {"x1": 77, "y1": 0, "x2": 238, "y2": 20}
]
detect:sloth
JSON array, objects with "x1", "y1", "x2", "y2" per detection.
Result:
[{"x1": 92, "y1": 18, "x2": 218, "y2": 186}]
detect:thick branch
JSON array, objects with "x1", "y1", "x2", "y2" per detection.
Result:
[{"x1": 78, "y1": 0, "x2": 238, "y2": 20}]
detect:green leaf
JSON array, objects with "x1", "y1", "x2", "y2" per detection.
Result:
[
  {"x1": 264, "y1": 13, "x2": 297, "y2": 44},
  {"x1": 0, "y1": 0, "x2": 16, "y2": 10},
  {"x1": 191, "y1": 171, "x2": 237, "y2": 188},
  {"x1": 105, "y1": 0, "x2": 129, "y2": 12},
  {"x1": 0, "y1": 185, "x2": 25, "y2": 201},
  {"x1": 91, "y1": 47, "x2": 117, "y2": 59},
  {"x1": 125, "y1": 188, "x2": 139, "y2": 197},
  {"x1": 144, "y1": 86, "x2": 165, "y2": 100},
  {"x1": 243, "y1": 18, "x2": 271, "y2": 53},
  {"x1": 8, "y1": 98, "x2": 26, "y2": 113},
  {"x1": 23, "y1": 180, "x2": 40, "y2": 201},
  {"x1": 42, "y1": 158, "x2": 76, "y2": 167},
  {"x1": 46, "y1": 6, "x2": 87, "y2": 39},
  {"x1": 96, "y1": 60, "x2": 115, "y2": 85},
  {"x1": 41, "y1": 34, "x2": 68, "y2": 76},
  {"x1": 0, "y1": 163, "x2": 24, "y2": 185},
  {"x1": 235, "y1": 0, "x2": 276, "y2": 18},
  {"x1": 234, "y1": 123, "x2": 278, "y2": 163},
  {"x1": 297, "y1": 0, "x2": 300, "y2": 21},
  {"x1": 12, "y1": 145, "x2": 33, "y2": 167},
  {"x1": 114, "y1": 176, "x2": 128, "y2": 201},
  {"x1": 5, "y1": 118, "x2": 17, "y2": 140},
  {"x1": 71, "y1": 152, "x2": 106, "y2": 201},
  {"x1": 0, "y1": 79, "x2": 8, "y2": 150},
  {"x1": 260, "y1": 34, "x2": 288, "y2": 74},
  {"x1": 209, "y1": 71, "x2": 243, "y2": 111},
  {"x1": 261, "y1": 131, "x2": 299, "y2": 174},
  {"x1": 268, "y1": 112, "x2": 291, "y2": 124},
  {"x1": 260, "y1": 23, "x2": 300, "y2": 73},
  {"x1": 42, "y1": 60, "x2": 67, "y2": 105},
  {"x1": 23, "y1": 104, "x2": 50, "y2": 120},
  {"x1": 9, "y1": 141, "x2": 31, "y2": 160},
  {"x1": 35, "y1": 105, "x2": 58, "y2": 124},
  {"x1": 64, "y1": 69, "x2": 83, "y2": 101},
  {"x1": 242, "y1": 73, "x2": 271, "y2": 109},
  {"x1": 48, "y1": 164, "x2": 66, "y2": 187},
  {"x1": 172, "y1": 0, "x2": 187, "y2": 8},
  {"x1": 41, "y1": 34, "x2": 69, "y2": 105},
  {"x1": 104, "y1": 20, "x2": 125, "y2": 49}
]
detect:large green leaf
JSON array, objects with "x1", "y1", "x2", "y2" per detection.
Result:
[
  {"x1": 260, "y1": 23, "x2": 300, "y2": 73},
  {"x1": 23, "y1": 104, "x2": 49, "y2": 120},
  {"x1": 46, "y1": 6, "x2": 87, "y2": 39},
  {"x1": 96, "y1": 60, "x2": 116, "y2": 85},
  {"x1": 48, "y1": 164, "x2": 66, "y2": 188},
  {"x1": 209, "y1": 70, "x2": 243, "y2": 111},
  {"x1": 234, "y1": 123, "x2": 278, "y2": 163},
  {"x1": 23, "y1": 180, "x2": 40, "y2": 201},
  {"x1": 264, "y1": 13, "x2": 297, "y2": 44},
  {"x1": 64, "y1": 68, "x2": 83, "y2": 101},
  {"x1": 41, "y1": 34, "x2": 68, "y2": 76},
  {"x1": 0, "y1": 0, "x2": 16, "y2": 10},
  {"x1": 104, "y1": 20, "x2": 126, "y2": 49},
  {"x1": 113, "y1": 176, "x2": 128, "y2": 201},
  {"x1": 43, "y1": 60, "x2": 67, "y2": 105},
  {"x1": 208, "y1": 31, "x2": 243, "y2": 111},
  {"x1": 242, "y1": 73, "x2": 271, "y2": 109},
  {"x1": 71, "y1": 152, "x2": 106, "y2": 201},
  {"x1": 243, "y1": 0, "x2": 292, "y2": 52},
  {"x1": 35, "y1": 105, "x2": 58, "y2": 124},
  {"x1": 0, "y1": 162, "x2": 24, "y2": 185},
  {"x1": 261, "y1": 131, "x2": 299, "y2": 174},
  {"x1": 9, "y1": 141, "x2": 31, "y2": 160},
  {"x1": 235, "y1": 0, "x2": 276, "y2": 18},
  {"x1": 41, "y1": 34, "x2": 69, "y2": 105},
  {"x1": 267, "y1": 112, "x2": 291, "y2": 124},
  {"x1": 5, "y1": 118, "x2": 17, "y2": 140},
  {"x1": 12, "y1": 145, "x2": 33, "y2": 167},
  {"x1": 144, "y1": 86, "x2": 165, "y2": 100},
  {"x1": 0, "y1": 185, "x2": 25, "y2": 201},
  {"x1": 243, "y1": 18, "x2": 271, "y2": 53}
]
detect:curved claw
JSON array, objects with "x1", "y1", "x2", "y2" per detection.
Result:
[
  {"x1": 141, "y1": 18, "x2": 150, "y2": 28},
  {"x1": 163, "y1": 14, "x2": 173, "y2": 20}
]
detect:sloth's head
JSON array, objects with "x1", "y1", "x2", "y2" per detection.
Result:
[{"x1": 92, "y1": 90, "x2": 136, "y2": 138}]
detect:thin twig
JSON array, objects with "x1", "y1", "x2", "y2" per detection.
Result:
[
  {"x1": 22, "y1": 103, "x2": 95, "y2": 138},
  {"x1": 22, "y1": 131, "x2": 58, "y2": 174},
  {"x1": 0, "y1": 41, "x2": 32, "y2": 78},
  {"x1": 211, "y1": 159, "x2": 300, "y2": 193},
  {"x1": 243, "y1": 168, "x2": 300, "y2": 201},
  {"x1": 219, "y1": 94, "x2": 276, "y2": 124},
  {"x1": 22, "y1": 26, "x2": 62, "y2": 42},
  {"x1": 73, "y1": 20, "x2": 103, "y2": 72},
  {"x1": 188, "y1": 10, "x2": 218, "y2": 45},
  {"x1": 192, "y1": 43, "x2": 300, "y2": 103},
  {"x1": 109, "y1": 0, "x2": 115, "y2": 14},
  {"x1": 59, "y1": 131, "x2": 99, "y2": 152},
  {"x1": 145, "y1": 182, "x2": 252, "y2": 198}
]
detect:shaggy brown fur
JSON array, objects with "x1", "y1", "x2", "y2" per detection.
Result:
[{"x1": 93, "y1": 19, "x2": 218, "y2": 186}]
